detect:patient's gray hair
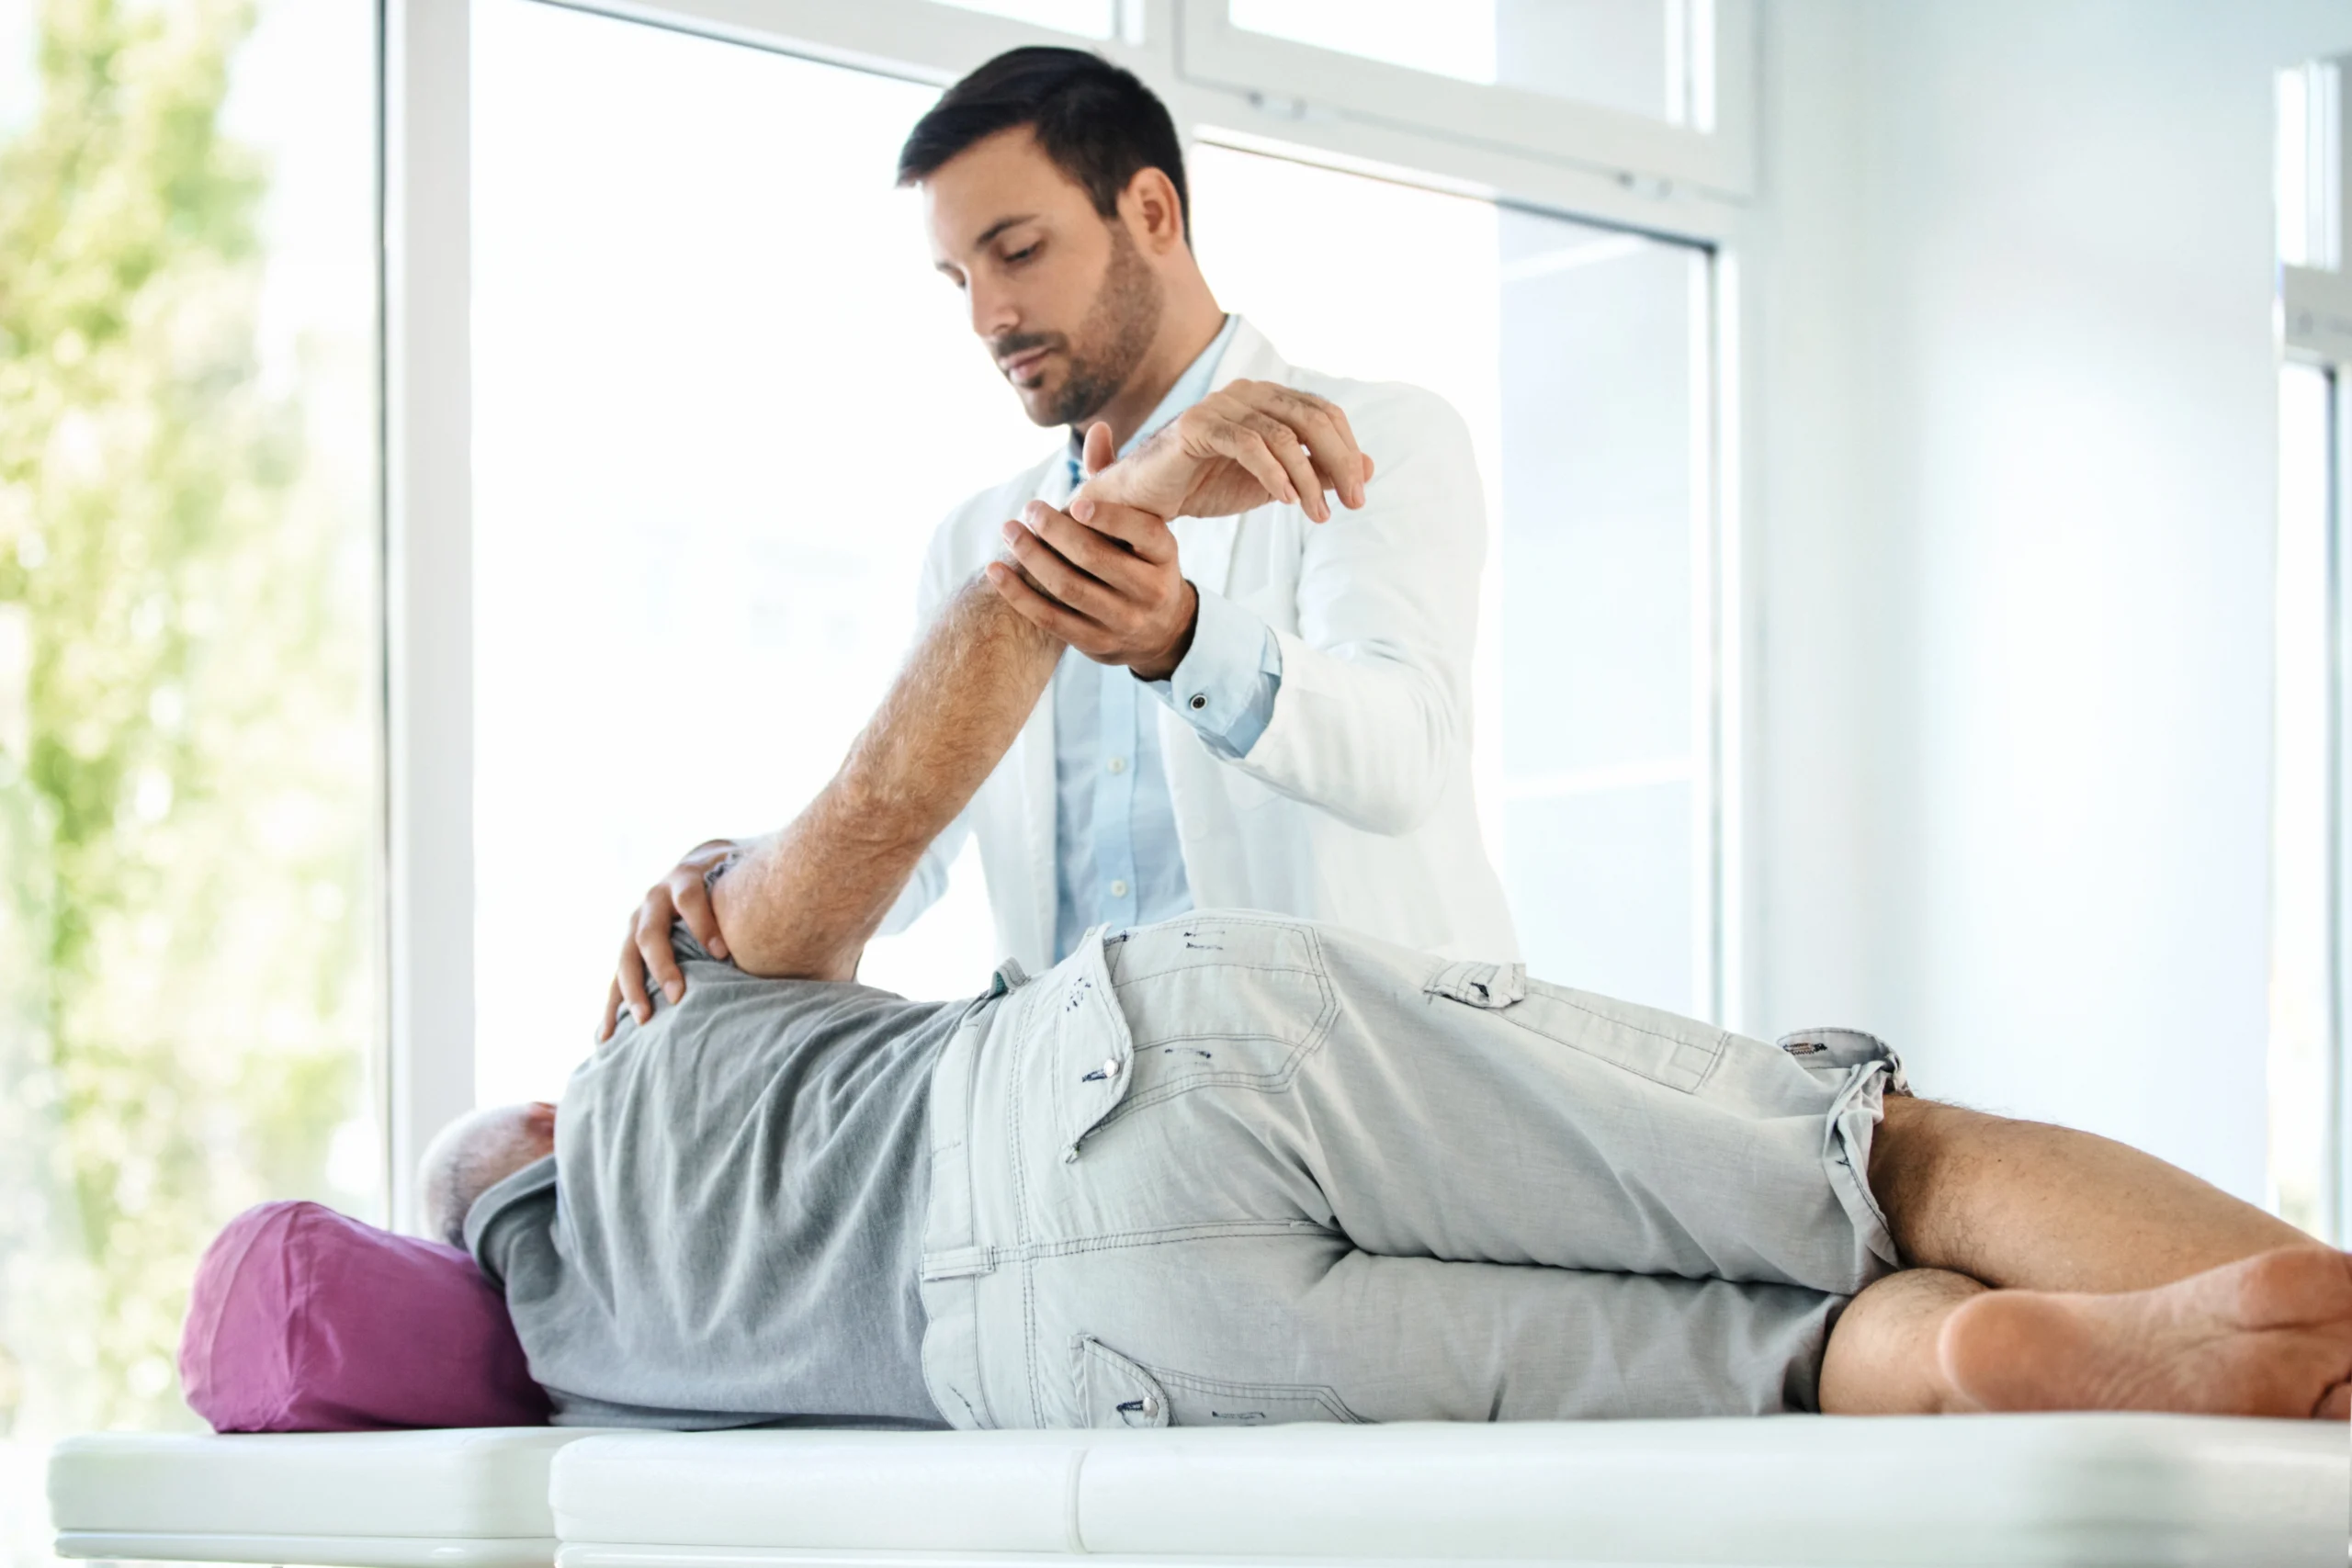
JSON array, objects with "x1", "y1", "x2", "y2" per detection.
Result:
[{"x1": 417, "y1": 1101, "x2": 557, "y2": 1249}]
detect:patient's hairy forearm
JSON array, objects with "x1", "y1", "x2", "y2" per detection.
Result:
[{"x1": 710, "y1": 573, "x2": 1062, "y2": 981}]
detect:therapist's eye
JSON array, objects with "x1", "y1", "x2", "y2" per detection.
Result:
[{"x1": 1002, "y1": 242, "x2": 1041, "y2": 266}]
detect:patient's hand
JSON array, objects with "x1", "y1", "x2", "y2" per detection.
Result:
[
  {"x1": 601, "y1": 837, "x2": 736, "y2": 1039},
  {"x1": 1074, "y1": 378, "x2": 1374, "y2": 525}
]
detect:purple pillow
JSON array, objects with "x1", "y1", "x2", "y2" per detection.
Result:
[{"x1": 180, "y1": 1200, "x2": 550, "y2": 1432}]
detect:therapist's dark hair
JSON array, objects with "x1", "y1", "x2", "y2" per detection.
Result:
[{"x1": 897, "y1": 47, "x2": 1192, "y2": 243}]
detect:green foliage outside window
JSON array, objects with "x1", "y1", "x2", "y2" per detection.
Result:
[{"x1": 0, "y1": 0, "x2": 381, "y2": 1496}]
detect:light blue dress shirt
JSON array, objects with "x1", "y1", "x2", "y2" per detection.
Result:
[{"x1": 1050, "y1": 314, "x2": 1283, "y2": 961}]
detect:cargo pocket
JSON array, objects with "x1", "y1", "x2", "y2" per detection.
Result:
[
  {"x1": 1073, "y1": 1337, "x2": 1363, "y2": 1428},
  {"x1": 1425, "y1": 961, "x2": 1724, "y2": 1093},
  {"x1": 1074, "y1": 1336, "x2": 1170, "y2": 1428}
]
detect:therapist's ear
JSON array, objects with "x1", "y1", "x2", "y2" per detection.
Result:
[{"x1": 1080, "y1": 421, "x2": 1114, "y2": 479}]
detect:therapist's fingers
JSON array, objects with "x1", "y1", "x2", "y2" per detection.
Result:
[
  {"x1": 1239, "y1": 409, "x2": 1329, "y2": 522},
  {"x1": 1222, "y1": 383, "x2": 1351, "y2": 507},
  {"x1": 1198, "y1": 419, "x2": 1298, "y2": 511},
  {"x1": 1068, "y1": 497, "x2": 1179, "y2": 565},
  {"x1": 1269, "y1": 388, "x2": 1370, "y2": 510},
  {"x1": 1291, "y1": 388, "x2": 1371, "y2": 507},
  {"x1": 1001, "y1": 516, "x2": 1121, "y2": 624},
  {"x1": 599, "y1": 978, "x2": 624, "y2": 1043},
  {"x1": 1020, "y1": 502, "x2": 1159, "y2": 591},
  {"x1": 1080, "y1": 421, "x2": 1115, "y2": 479},
  {"x1": 986, "y1": 558, "x2": 1107, "y2": 651}
]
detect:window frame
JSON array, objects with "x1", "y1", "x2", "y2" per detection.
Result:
[
  {"x1": 379, "y1": 0, "x2": 1757, "y2": 1216},
  {"x1": 1174, "y1": 0, "x2": 1756, "y2": 200},
  {"x1": 2274, "y1": 55, "x2": 2352, "y2": 1244}
]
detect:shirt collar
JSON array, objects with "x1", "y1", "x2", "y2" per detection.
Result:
[{"x1": 1066, "y1": 313, "x2": 1240, "y2": 483}]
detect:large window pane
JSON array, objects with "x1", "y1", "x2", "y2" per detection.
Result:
[
  {"x1": 0, "y1": 0, "x2": 382, "y2": 1549},
  {"x1": 472, "y1": 2, "x2": 1048, "y2": 1105},
  {"x1": 1189, "y1": 143, "x2": 1713, "y2": 1013},
  {"x1": 1228, "y1": 0, "x2": 1702, "y2": 126}
]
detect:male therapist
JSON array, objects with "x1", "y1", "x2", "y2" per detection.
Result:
[{"x1": 606, "y1": 46, "x2": 1514, "y2": 1032}]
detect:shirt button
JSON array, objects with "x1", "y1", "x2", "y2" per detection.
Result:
[
  {"x1": 1106, "y1": 755, "x2": 1127, "y2": 774},
  {"x1": 1110, "y1": 879, "x2": 1129, "y2": 898},
  {"x1": 1188, "y1": 694, "x2": 1208, "y2": 711}
]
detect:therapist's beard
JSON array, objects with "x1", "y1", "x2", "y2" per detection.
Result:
[{"x1": 1015, "y1": 225, "x2": 1163, "y2": 430}]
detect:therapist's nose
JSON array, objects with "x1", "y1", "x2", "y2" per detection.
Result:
[{"x1": 968, "y1": 274, "x2": 1019, "y2": 342}]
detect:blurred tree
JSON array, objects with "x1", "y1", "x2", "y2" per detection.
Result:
[{"x1": 0, "y1": 0, "x2": 379, "y2": 1467}]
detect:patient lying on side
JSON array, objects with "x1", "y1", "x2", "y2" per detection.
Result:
[{"x1": 423, "y1": 408, "x2": 2352, "y2": 1431}]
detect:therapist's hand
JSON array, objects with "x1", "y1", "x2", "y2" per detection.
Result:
[
  {"x1": 600, "y1": 838, "x2": 736, "y2": 1041},
  {"x1": 1080, "y1": 379, "x2": 1374, "y2": 525},
  {"x1": 988, "y1": 491, "x2": 1197, "y2": 682}
]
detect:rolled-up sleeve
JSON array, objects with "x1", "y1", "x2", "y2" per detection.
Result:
[{"x1": 1148, "y1": 584, "x2": 1283, "y2": 758}]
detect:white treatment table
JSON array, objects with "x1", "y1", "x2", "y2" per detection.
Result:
[
  {"x1": 50, "y1": 1416, "x2": 2351, "y2": 1568},
  {"x1": 46, "y1": 1427, "x2": 601, "y2": 1568}
]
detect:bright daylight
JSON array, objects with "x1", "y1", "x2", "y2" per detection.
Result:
[{"x1": 4, "y1": 2, "x2": 2351, "y2": 1565}]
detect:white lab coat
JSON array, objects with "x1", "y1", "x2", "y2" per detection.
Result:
[{"x1": 883, "y1": 318, "x2": 1518, "y2": 972}]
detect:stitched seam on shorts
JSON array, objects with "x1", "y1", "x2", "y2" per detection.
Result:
[
  {"x1": 1125, "y1": 1028, "x2": 1327, "y2": 1046},
  {"x1": 1485, "y1": 994, "x2": 1727, "y2": 1093},
  {"x1": 986, "y1": 1219, "x2": 1329, "y2": 1263},
  {"x1": 1113, "y1": 959, "x2": 1326, "y2": 987},
  {"x1": 1102, "y1": 1072, "x2": 1310, "y2": 1125},
  {"x1": 1522, "y1": 981, "x2": 1720, "y2": 1051}
]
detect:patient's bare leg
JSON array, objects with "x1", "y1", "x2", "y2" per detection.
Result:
[
  {"x1": 1818, "y1": 1097, "x2": 2352, "y2": 1417},
  {"x1": 1867, "y1": 1097, "x2": 2309, "y2": 1292}
]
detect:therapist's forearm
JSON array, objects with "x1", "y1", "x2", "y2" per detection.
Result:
[{"x1": 711, "y1": 573, "x2": 1062, "y2": 981}]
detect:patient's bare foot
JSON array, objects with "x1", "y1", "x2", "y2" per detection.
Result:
[{"x1": 1939, "y1": 1247, "x2": 2352, "y2": 1419}]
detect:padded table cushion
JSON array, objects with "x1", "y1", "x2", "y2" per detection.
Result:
[
  {"x1": 549, "y1": 1416, "x2": 2349, "y2": 1568},
  {"x1": 49, "y1": 1427, "x2": 600, "y2": 1568}
]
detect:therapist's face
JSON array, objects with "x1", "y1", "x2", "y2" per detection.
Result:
[{"x1": 922, "y1": 126, "x2": 1164, "y2": 429}]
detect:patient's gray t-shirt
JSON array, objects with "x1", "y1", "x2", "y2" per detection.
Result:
[{"x1": 466, "y1": 934, "x2": 976, "y2": 1428}]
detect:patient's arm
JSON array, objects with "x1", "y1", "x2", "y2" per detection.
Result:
[{"x1": 702, "y1": 566, "x2": 1064, "y2": 983}]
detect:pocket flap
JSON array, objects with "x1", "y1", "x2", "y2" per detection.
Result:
[
  {"x1": 1424, "y1": 958, "x2": 1527, "y2": 1009},
  {"x1": 1074, "y1": 1336, "x2": 1170, "y2": 1428}
]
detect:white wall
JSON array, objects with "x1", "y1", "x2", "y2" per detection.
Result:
[{"x1": 1751, "y1": 0, "x2": 2352, "y2": 1204}]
